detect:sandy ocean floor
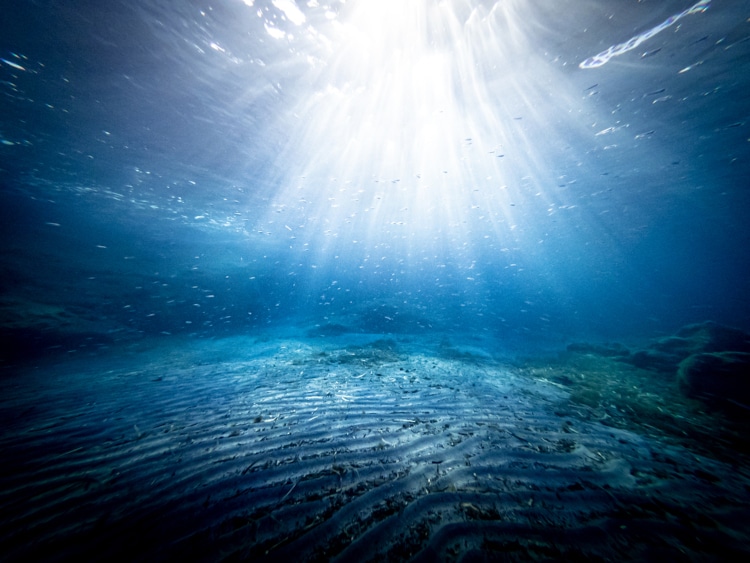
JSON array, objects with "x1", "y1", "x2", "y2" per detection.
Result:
[{"x1": 1, "y1": 332, "x2": 749, "y2": 561}]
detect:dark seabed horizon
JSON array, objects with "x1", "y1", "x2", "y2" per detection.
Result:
[{"x1": 2, "y1": 0, "x2": 750, "y2": 560}]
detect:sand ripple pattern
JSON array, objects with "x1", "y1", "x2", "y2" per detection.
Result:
[{"x1": 1, "y1": 340, "x2": 749, "y2": 561}]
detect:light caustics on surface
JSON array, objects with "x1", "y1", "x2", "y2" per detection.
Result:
[
  {"x1": 251, "y1": 0, "x2": 592, "y2": 267},
  {"x1": 579, "y1": 0, "x2": 711, "y2": 69}
]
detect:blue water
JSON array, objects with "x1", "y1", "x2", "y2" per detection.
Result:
[
  {"x1": 2, "y1": 1, "x2": 750, "y2": 560},
  {"x1": 2, "y1": 0, "x2": 749, "y2": 359}
]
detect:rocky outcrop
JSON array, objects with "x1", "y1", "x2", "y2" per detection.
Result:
[
  {"x1": 623, "y1": 321, "x2": 750, "y2": 373},
  {"x1": 678, "y1": 351, "x2": 750, "y2": 413},
  {"x1": 567, "y1": 321, "x2": 750, "y2": 414}
]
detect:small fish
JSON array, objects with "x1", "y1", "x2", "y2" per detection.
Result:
[{"x1": 1, "y1": 58, "x2": 25, "y2": 71}]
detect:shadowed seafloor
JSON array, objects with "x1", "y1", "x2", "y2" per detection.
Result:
[{"x1": 2, "y1": 329, "x2": 749, "y2": 562}]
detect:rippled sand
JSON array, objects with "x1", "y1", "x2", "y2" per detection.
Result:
[{"x1": 2, "y1": 334, "x2": 748, "y2": 561}]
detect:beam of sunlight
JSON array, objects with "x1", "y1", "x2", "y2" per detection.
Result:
[{"x1": 253, "y1": 0, "x2": 597, "y2": 273}]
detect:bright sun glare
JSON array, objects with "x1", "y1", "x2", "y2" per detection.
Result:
[{"x1": 250, "y1": 0, "x2": 592, "y2": 266}]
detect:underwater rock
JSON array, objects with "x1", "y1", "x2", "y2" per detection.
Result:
[
  {"x1": 678, "y1": 351, "x2": 750, "y2": 413},
  {"x1": 674, "y1": 321, "x2": 750, "y2": 353},
  {"x1": 621, "y1": 321, "x2": 750, "y2": 374},
  {"x1": 647, "y1": 322, "x2": 750, "y2": 361},
  {"x1": 626, "y1": 349, "x2": 681, "y2": 372}
]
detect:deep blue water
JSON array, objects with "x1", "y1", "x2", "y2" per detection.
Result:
[
  {"x1": 2, "y1": 1, "x2": 750, "y2": 560},
  {"x1": 2, "y1": 0, "x2": 749, "y2": 356}
]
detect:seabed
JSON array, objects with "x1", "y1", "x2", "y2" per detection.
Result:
[{"x1": 2, "y1": 330, "x2": 748, "y2": 561}]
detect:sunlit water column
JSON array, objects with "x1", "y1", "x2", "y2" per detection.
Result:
[{"x1": 260, "y1": 2, "x2": 558, "y2": 254}]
